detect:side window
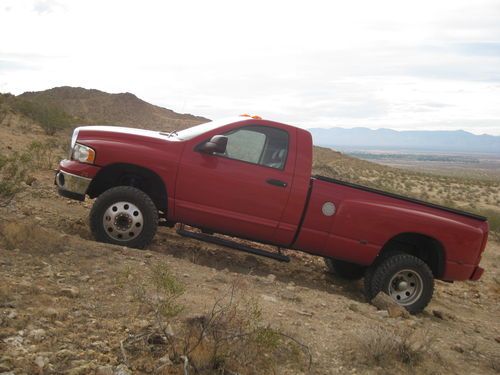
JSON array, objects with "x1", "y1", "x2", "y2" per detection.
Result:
[
  {"x1": 216, "y1": 125, "x2": 289, "y2": 169},
  {"x1": 225, "y1": 129, "x2": 266, "y2": 164}
]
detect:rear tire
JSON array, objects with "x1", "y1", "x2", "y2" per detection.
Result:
[
  {"x1": 364, "y1": 254, "x2": 434, "y2": 314},
  {"x1": 90, "y1": 186, "x2": 158, "y2": 249},
  {"x1": 324, "y1": 258, "x2": 366, "y2": 280}
]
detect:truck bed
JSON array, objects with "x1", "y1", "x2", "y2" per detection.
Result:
[{"x1": 313, "y1": 175, "x2": 487, "y2": 222}]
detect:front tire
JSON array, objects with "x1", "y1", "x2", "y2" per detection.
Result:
[
  {"x1": 90, "y1": 186, "x2": 158, "y2": 249},
  {"x1": 364, "y1": 254, "x2": 434, "y2": 314},
  {"x1": 324, "y1": 258, "x2": 366, "y2": 280}
]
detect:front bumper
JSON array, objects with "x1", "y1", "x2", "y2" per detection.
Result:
[{"x1": 55, "y1": 170, "x2": 92, "y2": 201}]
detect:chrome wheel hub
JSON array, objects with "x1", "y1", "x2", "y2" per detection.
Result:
[
  {"x1": 103, "y1": 201, "x2": 143, "y2": 241},
  {"x1": 388, "y1": 269, "x2": 423, "y2": 306}
]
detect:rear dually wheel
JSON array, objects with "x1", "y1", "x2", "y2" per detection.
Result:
[{"x1": 364, "y1": 253, "x2": 434, "y2": 314}]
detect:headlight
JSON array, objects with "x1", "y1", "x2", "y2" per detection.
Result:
[{"x1": 72, "y1": 143, "x2": 95, "y2": 164}]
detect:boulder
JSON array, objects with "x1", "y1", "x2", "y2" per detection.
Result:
[{"x1": 370, "y1": 292, "x2": 409, "y2": 318}]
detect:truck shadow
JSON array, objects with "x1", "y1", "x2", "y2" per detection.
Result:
[{"x1": 152, "y1": 228, "x2": 367, "y2": 304}]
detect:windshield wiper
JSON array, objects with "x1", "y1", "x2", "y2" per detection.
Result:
[{"x1": 159, "y1": 130, "x2": 178, "y2": 138}]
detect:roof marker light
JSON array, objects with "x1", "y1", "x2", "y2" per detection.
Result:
[{"x1": 239, "y1": 114, "x2": 262, "y2": 120}]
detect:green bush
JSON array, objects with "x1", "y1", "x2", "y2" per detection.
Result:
[{"x1": 11, "y1": 98, "x2": 76, "y2": 135}]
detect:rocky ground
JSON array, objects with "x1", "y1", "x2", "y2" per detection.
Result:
[{"x1": 1, "y1": 169, "x2": 499, "y2": 375}]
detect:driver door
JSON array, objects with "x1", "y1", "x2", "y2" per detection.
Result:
[{"x1": 174, "y1": 124, "x2": 295, "y2": 244}]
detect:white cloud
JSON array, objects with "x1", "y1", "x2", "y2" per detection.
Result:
[{"x1": 0, "y1": 0, "x2": 500, "y2": 134}]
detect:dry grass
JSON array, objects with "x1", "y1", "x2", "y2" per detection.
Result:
[
  {"x1": 0, "y1": 220, "x2": 66, "y2": 253},
  {"x1": 351, "y1": 325, "x2": 436, "y2": 370}
]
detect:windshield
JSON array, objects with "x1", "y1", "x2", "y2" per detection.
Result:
[{"x1": 174, "y1": 117, "x2": 248, "y2": 140}]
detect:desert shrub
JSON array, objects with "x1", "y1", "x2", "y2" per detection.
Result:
[
  {"x1": 28, "y1": 139, "x2": 66, "y2": 170},
  {"x1": 352, "y1": 325, "x2": 434, "y2": 369},
  {"x1": 11, "y1": 98, "x2": 76, "y2": 135},
  {"x1": 122, "y1": 266, "x2": 311, "y2": 374},
  {"x1": 0, "y1": 140, "x2": 65, "y2": 203},
  {"x1": 0, "y1": 151, "x2": 32, "y2": 203}
]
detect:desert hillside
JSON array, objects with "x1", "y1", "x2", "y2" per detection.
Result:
[
  {"x1": 5, "y1": 86, "x2": 208, "y2": 134},
  {"x1": 0, "y1": 88, "x2": 499, "y2": 375}
]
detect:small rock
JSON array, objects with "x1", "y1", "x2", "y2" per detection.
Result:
[
  {"x1": 4, "y1": 335, "x2": 23, "y2": 348},
  {"x1": 371, "y1": 292, "x2": 409, "y2": 319},
  {"x1": 279, "y1": 290, "x2": 301, "y2": 302},
  {"x1": 452, "y1": 345, "x2": 464, "y2": 353},
  {"x1": 135, "y1": 320, "x2": 150, "y2": 330},
  {"x1": 96, "y1": 365, "x2": 114, "y2": 375},
  {"x1": 34, "y1": 356, "x2": 49, "y2": 369},
  {"x1": 59, "y1": 286, "x2": 80, "y2": 298},
  {"x1": 495, "y1": 337, "x2": 500, "y2": 344},
  {"x1": 388, "y1": 305, "x2": 407, "y2": 318},
  {"x1": 158, "y1": 355, "x2": 172, "y2": 365},
  {"x1": 78, "y1": 275, "x2": 90, "y2": 282},
  {"x1": 213, "y1": 274, "x2": 227, "y2": 283},
  {"x1": 6, "y1": 311, "x2": 17, "y2": 319},
  {"x1": 261, "y1": 294, "x2": 278, "y2": 303},
  {"x1": 432, "y1": 310, "x2": 445, "y2": 320},
  {"x1": 29, "y1": 328, "x2": 47, "y2": 342},
  {"x1": 266, "y1": 274, "x2": 276, "y2": 283},
  {"x1": 67, "y1": 363, "x2": 95, "y2": 375},
  {"x1": 91, "y1": 341, "x2": 110, "y2": 353},
  {"x1": 296, "y1": 310, "x2": 314, "y2": 317},
  {"x1": 183, "y1": 273, "x2": 189, "y2": 278},
  {"x1": 44, "y1": 307, "x2": 59, "y2": 319},
  {"x1": 348, "y1": 303, "x2": 360, "y2": 313},
  {"x1": 55, "y1": 349, "x2": 76, "y2": 360},
  {"x1": 115, "y1": 364, "x2": 132, "y2": 375},
  {"x1": 375, "y1": 310, "x2": 389, "y2": 318},
  {"x1": 165, "y1": 324, "x2": 174, "y2": 337}
]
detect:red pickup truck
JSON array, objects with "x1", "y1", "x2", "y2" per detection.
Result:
[{"x1": 56, "y1": 116, "x2": 488, "y2": 313}]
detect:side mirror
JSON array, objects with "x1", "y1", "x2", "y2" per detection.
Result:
[{"x1": 198, "y1": 135, "x2": 228, "y2": 154}]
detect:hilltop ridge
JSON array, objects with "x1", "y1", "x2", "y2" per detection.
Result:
[{"x1": 17, "y1": 86, "x2": 209, "y2": 131}]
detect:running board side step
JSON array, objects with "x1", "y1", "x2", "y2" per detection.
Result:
[{"x1": 176, "y1": 226, "x2": 290, "y2": 262}]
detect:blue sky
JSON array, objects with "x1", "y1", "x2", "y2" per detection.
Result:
[{"x1": 1, "y1": 0, "x2": 500, "y2": 135}]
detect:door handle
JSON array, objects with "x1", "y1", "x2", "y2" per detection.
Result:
[{"x1": 266, "y1": 179, "x2": 288, "y2": 188}]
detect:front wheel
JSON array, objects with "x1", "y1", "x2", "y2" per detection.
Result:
[
  {"x1": 90, "y1": 186, "x2": 158, "y2": 249},
  {"x1": 364, "y1": 254, "x2": 434, "y2": 314}
]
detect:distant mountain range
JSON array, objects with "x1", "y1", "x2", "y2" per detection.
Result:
[{"x1": 308, "y1": 127, "x2": 500, "y2": 154}]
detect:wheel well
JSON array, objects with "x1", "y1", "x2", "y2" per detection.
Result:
[
  {"x1": 87, "y1": 163, "x2": 168, "y2": 210},
  {"x1": 378, "y1": 233, "x2": 445, "y2": 278}
]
